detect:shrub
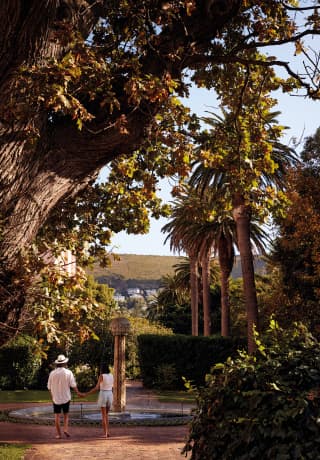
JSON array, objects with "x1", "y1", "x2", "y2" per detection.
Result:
[
  {"x1": 0, "y1": 335, "x2": 41, "y2": 389},
  {"x1": 183, "y1": 321, "x2": 320, "y2": 459}
]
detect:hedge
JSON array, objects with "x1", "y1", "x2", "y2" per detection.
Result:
[{"x1": 138, "y1": 334, "x2": 245, "y2": 390}]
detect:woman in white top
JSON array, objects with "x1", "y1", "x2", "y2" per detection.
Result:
[{"x1": 85, "y1": 363, "x2": 114, "y2": 438}]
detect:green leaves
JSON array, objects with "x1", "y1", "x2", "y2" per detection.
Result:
[{"x1": 184, "y1": 321, "x2": 320, "y2": 459}]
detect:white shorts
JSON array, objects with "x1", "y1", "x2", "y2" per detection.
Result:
[{"x1": 97, "y1": 390, "x2": 113, "y2": 409}]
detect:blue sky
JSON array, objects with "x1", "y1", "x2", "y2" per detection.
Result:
[{"x1": 109, "y1": 38, "x2": 320, "y2": 256}]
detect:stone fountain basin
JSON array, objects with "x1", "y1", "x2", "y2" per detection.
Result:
[{"x1": 8, "y1": 404, "x2": 192, "y2": 426}]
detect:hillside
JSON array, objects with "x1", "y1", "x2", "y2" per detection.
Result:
[
  {"x1": 87, "y1": 254, "x2": 266, "y2": 292},
  {"x1": 88, "y1": 254, "x2": 183, "y2": 279},
  {"x1": 87, "y1": 254, "x2": 183, "y2": 292}
]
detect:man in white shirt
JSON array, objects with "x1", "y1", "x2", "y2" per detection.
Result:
[{"x1": 47, "y1": 354, "x2": 81, "y2": 439}]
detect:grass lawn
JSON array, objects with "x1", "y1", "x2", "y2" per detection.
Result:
[
  {"x1": 0, "y1": 390, "x2": 96, "y2": 404},
  {"x1": 0, "y1": 389, "x2": 195, "y2": 405},
  {"x1": 0, "y1": 443, "x2": 31, "y2": 460},
  {"x1": 155, "y1": 390, "x2": 196, "y2": 404}
]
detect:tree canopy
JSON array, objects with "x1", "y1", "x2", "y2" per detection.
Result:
[{"x1": 1, "y1": 0, "x2": 320, "y2": 344}]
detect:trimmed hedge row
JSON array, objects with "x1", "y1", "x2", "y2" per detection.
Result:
[{"x1": 138, "y1": 334, "x2": 245, "y2": 389}]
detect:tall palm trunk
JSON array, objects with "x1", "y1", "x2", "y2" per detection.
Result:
[
  {"x1": 232, "y1": 194, "x2": 259, "y2": 353},
  {"x1": 220, "y1": 271, "x2": 230, "y2": 337},
  {"x1": 218, "y1": 234, "x2": 234, "y2": 337},
  {"x1": 201, "y1": 251, "x2": 211, "y2": 336},
  {"x1": 189, "y1": 254, "x2": 199, "y2": 336}
]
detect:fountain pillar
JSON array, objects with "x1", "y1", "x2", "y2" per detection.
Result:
[{"x1": 110, "y1": 317, "x2": 131, "y2": 412}]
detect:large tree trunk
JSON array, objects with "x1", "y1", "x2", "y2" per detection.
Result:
[
  {"x1": 232, "y1": 194, "x2": 259, "y2": 353},
  {"x1": 0, "y1": 1, "x2": 241, "y2": 343},
  {"x1": 201, "y1": 252, "x2": 211, "y2": 336},
  {"x1": 218, "y1": 234, "x2": 234, "y2": 337}
]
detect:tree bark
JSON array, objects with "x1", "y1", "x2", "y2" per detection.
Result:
[
  {"x1": 190, "y1": 255, "x2": 199, "y2": 336},
  {"x1": 232, "y1": 194, "x2": 259, "y2": 353},
  {"x1": 220, "y1": 271, "x2": 231, "y2": 337},
  {"x1": 201, "y1": 252, "x2": 211, "y2": 336},
  {"x1": 218, "y1": 234, "x2": 234, "y2": 337}
]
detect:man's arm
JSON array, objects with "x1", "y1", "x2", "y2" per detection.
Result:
[{"x1": 69, "y1": 371, "x2": 84, "y2": 397}]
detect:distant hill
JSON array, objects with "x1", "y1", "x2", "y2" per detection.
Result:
[
  {"x1": 87, "y1": 254, "x2": 183, "y2": 292},
  {"x1": 87, "y1": 253, "x2": 266, "y2": 293}
]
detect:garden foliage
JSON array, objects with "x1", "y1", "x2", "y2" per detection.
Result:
[
  {"x1": 138, "y1": 334, "x2": 244, "y2": 390},
  {"x1": 183, "y1": 321, "x2": 320, "y2": 459},
  {"x1": 0, "y1": 335, "x2": 41, "y2": 390},
  {"x1": 0, "y1": 317, "x2": 172, "y2": 390}
]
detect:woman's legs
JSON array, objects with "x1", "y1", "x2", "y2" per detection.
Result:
[
  {"x1": 105, "y1": 406, "x2": 110, "y2": 436},
  {"x1": 101, "y1": 407, "x2": 107, "y2": 437},
  {"x1": 100, "y1": 406, "x2": 110, "y2": 437}
]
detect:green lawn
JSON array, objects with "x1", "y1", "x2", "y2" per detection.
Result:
[
  {"x1": 0, "y1": 389, "x2": 194, "y2": 405},
  {"x1": 0, "y1": 443, "x2": 31, "y2": 460},
  {"x1": 155, "y1": 390, "x2": 195, "y2": 404},
  {"x1": 0, "y1": 390, "x2": 95, "y2": 404}
]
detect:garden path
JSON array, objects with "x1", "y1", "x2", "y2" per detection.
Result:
[{"x1": 0, "y1": 381, "x2": 192, "y2": 460}]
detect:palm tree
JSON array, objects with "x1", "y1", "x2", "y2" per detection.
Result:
[
  {"x1": 174, "y1": 253, "x2": 220, "y2": 336},
  {"x1": 184, "y1": 196, "x2": 269, "y2": 337},
  {"x1": 175, "y1": 188, "x2": 220, "y2": 336},
  {"x1": 191, "y1": 109, "x2": 297, "y2": 351},
  {"x1": 162, "y1": 186, "x2": 220, "y2": 336},
  {"x1": 163, "y1": 179, "x2": 271, "y2": 339},
  {"x1": 163, "y1": 184, "x2": 238, "y2": 337}
]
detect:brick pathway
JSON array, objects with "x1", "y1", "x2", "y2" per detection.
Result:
[
  {"x1": 0, "y1": 381, "x2": 192, "y2": 459},
  {"x1": 0, "y1": 422, "x2": 189, "y2": 459}
]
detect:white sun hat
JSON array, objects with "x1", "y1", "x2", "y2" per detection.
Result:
[{"x1": 54, "y1": 354, "x2": 69, "y2": 364}]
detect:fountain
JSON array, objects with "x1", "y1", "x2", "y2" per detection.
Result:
[{"x1": 8, "y1": 403, "x2": 191, "y2": 426}]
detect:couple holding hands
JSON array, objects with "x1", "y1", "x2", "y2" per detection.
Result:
[{"x1": 47, "y1": 355, "x2": 113, "y2": 439}]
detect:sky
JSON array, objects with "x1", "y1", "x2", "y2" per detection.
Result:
[{"x1": 108, "y1": 40, "x2": 320, "y2": 256}]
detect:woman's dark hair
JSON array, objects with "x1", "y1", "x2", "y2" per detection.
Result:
[{"x1": 100, "y1": 363, "x2": 110, "y2": 374}]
